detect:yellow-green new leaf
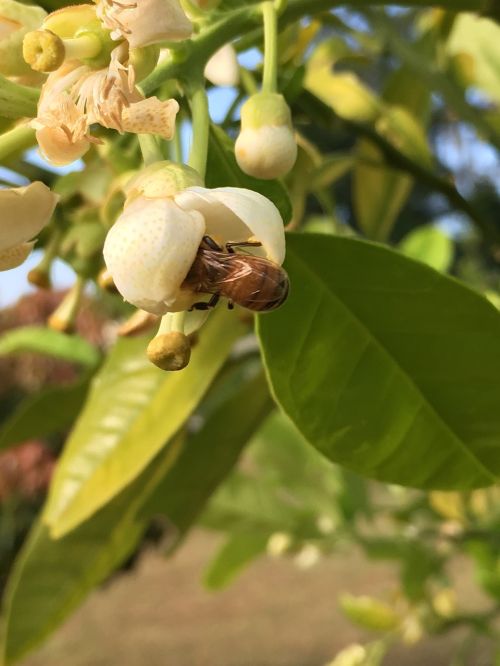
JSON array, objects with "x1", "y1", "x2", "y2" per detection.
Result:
[{"x1": 44, "y1": 308, "x2": 244, "y2": 538}]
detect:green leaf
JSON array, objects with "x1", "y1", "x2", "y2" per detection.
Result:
[
  {"x1": 142, "y1": 370, "x2": 272, "y2": 537},
  {"x1": 0, "y1": 327, "x2": 100, "y2": 368},
  {"x1": 0, "y1": 376, "x2": 91, "y2": 450},
  {"x1": 257, "y1": 234, "x2": 500, "y2": 490},
  {"x1": 400, "y1": 225, "x2": 453, "y2": 272},
  {"x1": 1, "y1": 442, "x2": 180, "y2": 666},
  {"x1": 206, "y1": 124, "x2": 292, "y2": 224},
  {"x1": 203, "y1": 531, "x2": 269, "y2": 590},
  {"x1": 44, "y1": 308, "x2": 245, "y2": 538}
]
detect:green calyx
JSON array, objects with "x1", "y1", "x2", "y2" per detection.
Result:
[
  {"x1": 75, "y1": 24, "x2": 116, "y2": 69},
  {"x1": 240, "y1": 92, "x2": 292, "y2": 130},
  {"x1": 125, "y1": 161, "x2": 204, "y2": 202}
]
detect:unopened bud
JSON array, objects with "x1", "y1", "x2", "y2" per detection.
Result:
[
  {"x1": 97, "y1": 267, "x2": 117, "y2": 293},
  {"x1": 47, "y1": 278, "x2": 84, "y2": 333},
  {"x1": 339, "y1": 594, "x2": 400, "y2": 633},
  {"x1": 28, "y1": 266, "x2": 51, "y2": 289},
  {"x1": 235, "y1": 92, "x2": 297, "y2": 180},
  {"x1": 118, "y1": 309, "x2": 158, "y2": 337},
  {"x1": 147, "y1": 331, "x2": 191, "y2": 371}
]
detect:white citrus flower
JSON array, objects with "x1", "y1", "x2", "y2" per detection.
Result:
[
  {"x1": 94, "y1": 0, "x2": 192, "y2": 48},
  {"x1": 235, "y1": 92, "x2": 297, "y2": 180},
  {"x1": 0, "y1": 182, "x2": 58, "y2": 271},
  {"x1": 31, "y1": 44, "x2": 179, "y2": 165},
  {"x1": 103, "y1": 164, "x2": 285, "y2": 315},
  {"x1": 204, "y1": 43, "x2": 239, "y2": 87}
]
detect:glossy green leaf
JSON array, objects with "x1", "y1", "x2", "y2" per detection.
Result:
[
  {"x1": 44, "y1": 308, "x2": 245, "y2": 538},
  {"x1": 400, "y1": 225, "x2": 453, "y2": 272},
  {"x1": 203, "y1": 531, "x2": 269, "y2": 590},
  {"x1": 0, "y1": 376, "x2": 91, "y2": 450},
  {"x1": 206, "y1": 124, "x2": 292, "y2": 224},
  {"x1": 142, "y1": 370, "x2": 272, "y2": 538},
  {"x1": 257, "y1": 234, "x2": 500, "y2": 490},
  {"x1": 1, "y1": 442, "x2": 180, "y2": 666},
  {"x1": 0, "y1": 327, "x2": 100, "y2": 368}
]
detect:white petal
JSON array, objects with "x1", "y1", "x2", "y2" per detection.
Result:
[
  {"x1": 103, "y1": 197, "x2": 205, "y2": 315},
  {"x1": 235, "y1": 125, "x2": 297, "y2": 180},
  {"x1": 204, "y1": 44, "x2": 239, "y2": 87},
  {"x1": 0, "y1": 241, "x2": 34, "y2": 271},
  {"x1": 96, "y1": 0, "x2": 192, "y2": 48},
  {"x1": 0, "y1": 182, "x2": 58, "y2": 252},
  {"x1": 175, "y1": 186, "x2": 285, "y2": 264}
]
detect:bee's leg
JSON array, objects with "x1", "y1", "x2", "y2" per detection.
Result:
[
  {"x1": 190, "y1": 293, "x2": 220, "y2": 311},
  {"x1": 227, "y1": 301, "x2": 234, "y2": 310},
  {"x1": 225, "y1": 241, "x2": 262, "y2": 254},
  {"x1": 201, "y1": 236, "x2": 223, "y2": 251}
]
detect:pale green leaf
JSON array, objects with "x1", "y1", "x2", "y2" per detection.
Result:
[
  {"x1": 0, "y1": 327, "x2": 100, "y2": 367},
  {"x1": 44, "y1": 308, "x2": 245, "y2": 538},
  {"x1": 400, "y1": 225, "x2": 453, "y2": 272}
]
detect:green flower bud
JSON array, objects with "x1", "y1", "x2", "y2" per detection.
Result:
[
  {"x1": 147, "y1": 331, "x2": 191, "y2": 371},
  {"x1": 339, "y1": 594, "x2": 400, "y2": 633},
  {"x1": 235, "y1": 92, "x2": 297, "y2": 180}
]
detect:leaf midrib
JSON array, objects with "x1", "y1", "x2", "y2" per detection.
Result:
[{"x1": 290, "y1": 245, "x2": 497, "y2": 484}]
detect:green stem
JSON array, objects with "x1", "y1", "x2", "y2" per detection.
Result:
[
  {"x1": 187, "y1": 82, "x2": 210, "y2": 181},
  {"x1": 262, "y1": 1, "x2": 278, "y2": 93},
  {"x1": 0, "y1": 74, "x2": 39, "y2": 119},
  {"x1": 141, "y1": 0, "x2": 492, "y2": 96},
  {"x1": 138, "y1": 134, "x2": 163, "y2": 166},
  {"x1": 0, "y1": 124, "x2": 36, "y2": 162}
]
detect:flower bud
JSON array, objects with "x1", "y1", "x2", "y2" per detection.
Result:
[
  {"x1": 147, "y1": 331, "x2": 191, "y2": 371},
  {"x1": 204, "y1": 43, "x2": 239, "y2": 87},
  {"x1": 235, "y1": 92, "x2": 297, "y2": 180},
  {"x1": 0, "y1": 0, "x2": 46, "y2": 78},
  {"x1": 339, "y1": 594, "x2": 400, "y2": 632},
  {"x1": 124, "y1": 161, "x2": 203, "y2": 203}
]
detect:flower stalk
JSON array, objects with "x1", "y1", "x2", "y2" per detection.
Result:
[
  {"x1": 47, "y1": 275, "x2": 85, "y2": 333},
  {"x1": 139, "y1": 134, "x2": 163, "y2": 166},
  {"x1": 0, "y1": 123, "x2": 35, "y2": 161},
  {"x1": 187, "y1": 80, "x2": 210, "y2": 181},
  {"x1": 262, "y1": 1, "x2": 278, "y2": 94},
  {"x1": 0, "y1": 73, "x2": 38, "y2": 119}
]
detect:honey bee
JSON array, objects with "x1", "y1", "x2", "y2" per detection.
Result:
[{"x1": 182, "y1": 235, "x2": 289, "y2": 312}]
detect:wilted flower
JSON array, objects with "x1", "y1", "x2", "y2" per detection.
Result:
[
  {"x1": 31, "y1": 44, "x2": 179, "y2": 165},
  {"x1": 235, "y1": 92, "x2": 297, "y2": 180},
  {"x1": 0, "y1": 182, "x2": 58, "y2": 271},
  {"x1": 95, "y1": 0, "x2": 192, "y2": 49},
  {"x1": 103, "y1": 161, "x2": 286, "y2": 315},
  {"x1": 23, "y1": 3, "x2": 182, "y2": 165}
]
